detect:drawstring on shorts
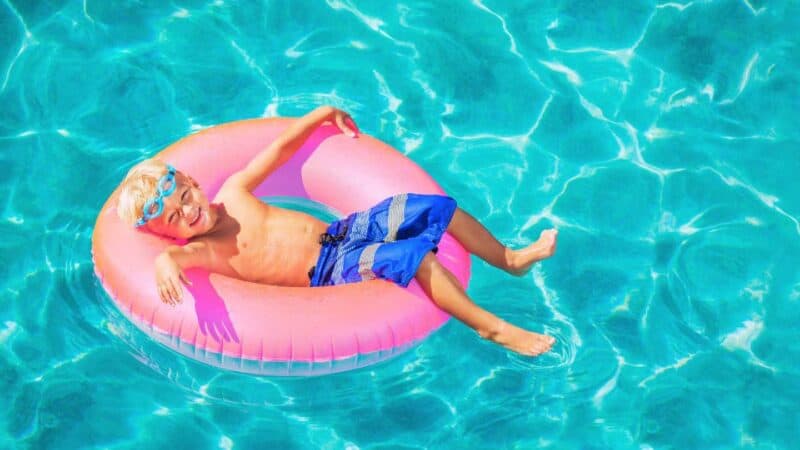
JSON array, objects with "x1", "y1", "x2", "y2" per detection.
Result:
[{"x1": 309, "y1": 226, "x2": 348, "y2": 280}]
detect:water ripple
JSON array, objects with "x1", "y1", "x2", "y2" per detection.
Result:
[{"x1": 2, "y1": 1, "x2": 799, "y2": 448}]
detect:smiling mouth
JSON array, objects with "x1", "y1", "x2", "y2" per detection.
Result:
[{"x1": 190, "y1": 208, "x2": 202, "y2": 227}]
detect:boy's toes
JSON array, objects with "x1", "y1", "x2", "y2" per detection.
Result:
[
  {"x1": 538, "y1": 229, "x2": 558, "y2": 255},
  {"x1": 531, "y1": 335, "x2": 555, "y2": 355},
  {"x1": 540, "y1": 229, "x2": 558, "y2": 243}
]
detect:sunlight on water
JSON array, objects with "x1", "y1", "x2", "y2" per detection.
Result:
[{"x1": 1, "y1": 0, "x2": 798, "y2": 448}]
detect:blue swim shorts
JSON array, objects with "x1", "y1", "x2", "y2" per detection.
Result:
[{"x1": 309, "y1": 193, "x2": 457, "y2": 287}]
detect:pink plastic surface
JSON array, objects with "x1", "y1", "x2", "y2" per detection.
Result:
[{"x1": 92, "y1": 118, "x2": 471, "y2": 376}]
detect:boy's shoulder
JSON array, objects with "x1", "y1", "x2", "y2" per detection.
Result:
[
  {"x1": 212, "y1": 183, "x2": 269, "y2": 220},
  {"x1": 214, "y1": 178, "x2": 253, "y2": 203}
]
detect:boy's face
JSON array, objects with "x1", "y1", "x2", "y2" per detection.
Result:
[{"x1": 144, "y1": 173, "x2": 216, "y2": 239}]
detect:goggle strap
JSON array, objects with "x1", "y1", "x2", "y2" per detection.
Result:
[{"x1": 134, "y1": 164, "x2": 177, "y2": 227}]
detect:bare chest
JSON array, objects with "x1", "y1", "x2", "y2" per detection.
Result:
[{"x1": 207, "y1": 198, "x2": 328, "y2": 286}]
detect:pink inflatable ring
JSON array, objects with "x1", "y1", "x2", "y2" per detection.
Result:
[{"x1": 92, "y1": 118, "x2": 471, "y2": 376}]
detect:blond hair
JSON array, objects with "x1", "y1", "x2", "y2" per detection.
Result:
[{"x1": 116, "y1": 158, "x2": 172, "y2": 226}]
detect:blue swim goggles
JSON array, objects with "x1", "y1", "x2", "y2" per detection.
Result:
[{"x1": 135, "y1": 165, "x2": 177, "y2": 228}]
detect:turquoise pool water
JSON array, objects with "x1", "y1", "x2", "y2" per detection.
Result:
[{"x1": 2, "y1": 0, "x2": 799, "y2": 448}]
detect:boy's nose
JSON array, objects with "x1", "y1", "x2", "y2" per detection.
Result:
[{"x1": 181, "y1": 203, "x2": 194, "y2": 217}]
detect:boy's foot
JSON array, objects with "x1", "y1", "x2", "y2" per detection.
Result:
[
  {"x1": 507, "y1": 229, "x2": 558, "y2": 275},
  {"x1": 479, "y1": 321, "x2": 555, "y2": 356}
]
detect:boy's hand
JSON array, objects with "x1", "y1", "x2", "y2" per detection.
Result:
[
  {"x1": 329, "y1": 107, "x2": 359, "y2": 138},
  {"x1": 155, "y1": 252, "x2": 191, "y2": 306}
]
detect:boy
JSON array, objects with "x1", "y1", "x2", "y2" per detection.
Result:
[{"x1": 117, "y1": 106, "x2": 558, "y2": 356}]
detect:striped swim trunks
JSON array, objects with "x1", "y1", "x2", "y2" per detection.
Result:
[{"x1": 308, "y1": 193, "x2": 457, "y2": 287}]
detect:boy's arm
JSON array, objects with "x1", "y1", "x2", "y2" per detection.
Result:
[
  {"x1": 155, "y1": 241, "x2": 210, "y2": 305},
  {"x1": 224, "y1": 105, "x2": 358, "y2": 192}
]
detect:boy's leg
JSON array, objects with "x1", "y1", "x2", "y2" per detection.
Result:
[
  {"x1": 446, "y1": 208, "x2": 558, "y2": 275},
  {"x1": 415, "y1": 253, "x2": 554, "y2": 356}
]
